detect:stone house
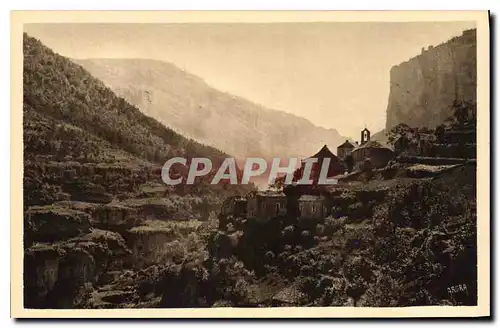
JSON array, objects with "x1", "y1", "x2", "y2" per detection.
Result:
[
  {"x1": 434, "y1": 127, "x2": 476, "y2": 159},
  {"x1": 393, "y1": 132, "x2": 440, "y2": 157},
  {"x1": 443, "y1": 128, "x2": 476, "y2": 145},
  {"x1": 418, "y1": 133, "x2": 437, "y2": 156},
  {"x1": 293, "y1": 145, "x2": 345, "y2": 184},
  {"x1": 392, "y1": 135, "x2": 409, "y2": 155},
  {"x1": 337, "y1": 140, "x2": 356, "y2": 161},
  {"x1": 298, "y1": 195, "x2": 330, "y2": 220},
  {"x1": 246, "y1": 191, "x2": 287, "y2": 220},
  {"x1": 351, "y1": 140, "x2": 395, "y2": 170},
  {"x1": 220, "y1": 196, "x2": 247, "y2": 217}
]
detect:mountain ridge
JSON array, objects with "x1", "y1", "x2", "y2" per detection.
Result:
[
  {"x1": 23, "y1": 33, "x2": 252, "y2": 206},
  {"x1": 74, "y1": 57, "x2": 339, "y2": 131},
  {"x1": 74, "y1": 57, "x2": 348, "y2": 160}
]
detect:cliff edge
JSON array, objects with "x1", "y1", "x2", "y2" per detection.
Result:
[{"x1": 386, "y1": 29, "x2": 476, "y2": 130}]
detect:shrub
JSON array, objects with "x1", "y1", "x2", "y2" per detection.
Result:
[
  {"x1": 281, "y1": 225, "x2": 295, "y2": 239},
  {"x1": 330, "y1": 206, "x2": 344, "y2": 219},
  {"x1": 299, "y1": 265, "x2": 313, "y2": 276},
  {"x1": 313, "y1": 236, "x2": 321, "y2": 244},
  {"x1": 301, "y1": 230, "x2": 312, "y2": 238},
  {"x1": 343, "y1": 256, "x2": 373, "y2": 282},
  {"x1": 298, "y1": 276, "x2": 318, "y2": 298},
  {"x1": 319, "y1": 286, "x2": 335, "y2": 306},
  {"x1": 347, "y1": 202, "x2": 365, "y2": 222},
  {"x1": 315, "y1": 224, "x2": 325, "y2": 236},
  {"x1": 264, "y1": 251, "x2": 275, "y2": 262},
  {"x1": 317, "y1": 275, "x2": 334, "y2": 292},
  {"x1": 346, "y1": 274, "x2": 368, "y2": 306},
  {"x1": 324, "y1": 216, "x2": 346, "y2": 235}
]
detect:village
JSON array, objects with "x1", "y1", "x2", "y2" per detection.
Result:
[
  {"x1": 219, "y1": 116, "x2": 476, "y2": 229},
  {"x1": 18, "y1": 23, "x2": 480, "y2": 310}
]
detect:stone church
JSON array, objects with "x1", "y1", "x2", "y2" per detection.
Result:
[{"x1": 337, "y1": 127, "x2": 394, "y2": 170}]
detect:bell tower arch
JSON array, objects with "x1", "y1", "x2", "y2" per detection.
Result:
[{"x1": 361, "y1": 128, "x2": 371, "y2": 145}]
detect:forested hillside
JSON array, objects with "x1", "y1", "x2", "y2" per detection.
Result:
[
  {"x1": 23, "y1": 33, "x2": 251, "y2": 205},
  {"x1": 23, "y1": 34, "x2": 252, "y2": 308},
  {"x1": 76, "y1": 58, "x2": 347, "y2": 160}
]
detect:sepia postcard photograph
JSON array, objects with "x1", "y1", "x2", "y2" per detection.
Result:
[{"x1": 10, "y1": 10, "x2": 490, "y2": 318}]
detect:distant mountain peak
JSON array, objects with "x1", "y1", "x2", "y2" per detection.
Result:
[{"x1": 76, "y1": 57, "x2": 348, "y2": 160}]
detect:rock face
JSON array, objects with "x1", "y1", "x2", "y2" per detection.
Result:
[
  {"x1": 127, "y1": 221, "x2": 178, "y2": 269},
  {"x1": 386, "y1": 29, "x2": 476, "y2": 130},
  {"x1": 24, "y1": 244, "x2": 66, "y2": 308},
  {"x1": 24, "y1": 229, "x2": 133, "y2": 308},
  {"x1": 25, "y1": 206, "x2": 92, "y2": 245}
]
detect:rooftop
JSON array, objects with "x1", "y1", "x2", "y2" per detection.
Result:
[
  {"x1": 338, "y1": 140, "x2": 356, "y2": 149},
  {"x1": 298, "y1": 195, "x2": 326, "y2": 201},
  {"x1": 310, "y1": 145, "x2": 337, "y2": 159},
  {"x1": 353, "y1": 140, "x2": 394, "y2": 152},
  {"x1": 303, "y1": 145, "x2": 342, "y2": 164},
  {"x1": 253, "y1": 190, "x2": 286, "y2": 197}
]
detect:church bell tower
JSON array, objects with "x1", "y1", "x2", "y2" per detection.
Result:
[{"x1": 361, "y1": 128, "x2": 371, "y2": 145}]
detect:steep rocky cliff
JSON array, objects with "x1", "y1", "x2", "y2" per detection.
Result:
[{"x1": 386, "y1": 29, "x2": 476, "y2": 130}]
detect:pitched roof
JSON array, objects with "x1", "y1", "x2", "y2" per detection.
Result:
[
  {"x1": 309, "y1": 145, "x2": 337, "y2": 159},
  {"x1": 419, "y1": 133, "x2": 437, "y2": 141},
  {"x1": 309, "y1": 145, "x2": 339, "y2": 163},
  {"x1": 254, "y1": 190, "x2": 286, "y2": 197},
  {"x1": 298, "y1": 195, "x2": 326, "y2": 201},
  {"x1": 338, "y1": 140, "x2": 356, "y2": 149}
]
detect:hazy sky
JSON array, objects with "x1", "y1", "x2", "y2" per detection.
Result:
[{"x1": 24, "y1": 22, "x2": 475, "y2": 139}]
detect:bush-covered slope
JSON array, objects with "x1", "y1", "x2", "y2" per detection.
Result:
[
  {"x1": 23, "y1": 33, "x2": 252, "y2": 206},
  {"x1": 24, "y1": 34, "x2": 234, "y2": 165},
  {"x1": 201, "y1": 164, "x2": 477, "y2": 307},
  {"x1": 22, "y1": 34, "x2": 253, "y2": 309}
]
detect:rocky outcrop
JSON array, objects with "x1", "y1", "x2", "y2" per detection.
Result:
[
  {"x1": 25, "y1": 161, "x2": 160, "y2": 206},
  {"x1": 127, "y1": 221, "x2": 179, "y2": 269},
  {"x1": 54, "y1": 201, "x2": 144, "y2": 232},
  {"x1": 24, "y1": 228, "x2": 132, "y2": 308},
  {"x1": 22, "y1": 197, "x2": 210, "y2": 308},
  {"x1": 121, "y1": 195, "x2": 220, "y2": 222},
  {"x1": 386, "y1": 29, "x2": 476, "y2": 130},
  {"x1": 24, "y1": 244, "x2": 66, "y2": 308}
]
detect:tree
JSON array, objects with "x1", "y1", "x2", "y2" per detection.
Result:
[
  {"x1": 446, "y1": 100, "x2": 476, "y2": 128},
  {"x1": 346, "y1": 274, "x2": 368, "y2": 307},
  {"x1": 386, "y1": 123, "x2": 416, "y2": 144},
  {"x1": 435, "y1": 124, "x2": 446, "y2": 143},
  {"x1": 363, "y1": 275, "x2": 403, "y2": 307},
  {"x1": 268, "y1": 175, "x2": 286, "y2": 192}
]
